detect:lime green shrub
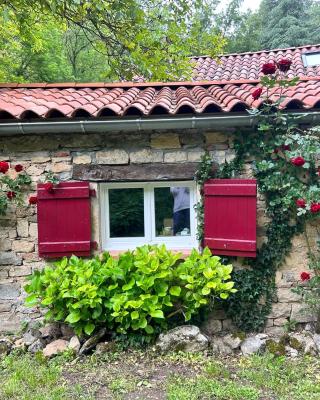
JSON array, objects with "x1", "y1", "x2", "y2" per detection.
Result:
[{"x1": 25, "y1": 245, "x2": 236, "y2": 337}]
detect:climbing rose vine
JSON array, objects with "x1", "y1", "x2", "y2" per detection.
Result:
[
  {"x1": 197, "y1": 57, "x2": 320, "y2": 331},
  {"x1": 0, "y1": 161, "x2": 32, "y2": 215}
]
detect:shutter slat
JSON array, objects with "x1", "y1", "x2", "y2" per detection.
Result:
[
  {"x1": 204, "y1": 179, "x2": 257, "y2": 258},
  {"x1": 37, "y1": 181, "x2": 92, "y2": 258}
]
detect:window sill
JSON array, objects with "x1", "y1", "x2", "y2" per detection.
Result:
[{"x1": 108, "y1": 248, "x2": 194, "y2": 259}]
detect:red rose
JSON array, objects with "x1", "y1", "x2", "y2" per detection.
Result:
[
  {"x1": 14, "y1": 164, "x2": 23, "y2": 172},
  {"x1": 310, "y1": 202, "x2": 320, "y2": 213},
  {"x1": 281, "y1": 144, "x2": 291, "y2": 151},
  {"x1": 296, "y1": 199, "x2": 306, "y2": 208},
  {"x1": 300, "y1": 271, "x2": 311, "y2": 281},
  {"x1": 29, "y1": 196, "x2": 38, "y2": 205},
  {"x1": 273, "y1": 148, "x2": 279, "y2": 154},
  {"x1": 0, "y1": 161, "x2": 9, "y2": 174},
  {"x1": 317, "y1": 167, "x2": 320, "y2": 177},
  {"x1": 252, "y1": 87, "x2": 263, "y2": 100},
  {"x1": 291, "y1": 156, "x2": 305, "y2": 167},
  {"x1": 44, "y1": 182, "x2": 54, "y2": 193},
  {"x1": 261, "y1": 62, "x2": 277, "y2": 75},
  {"x1": 6, "y1": 191, "x2": 16, "y2": 200},
  {"x1": 277, "y1": 58, "x2": 292, "y2": 72}
]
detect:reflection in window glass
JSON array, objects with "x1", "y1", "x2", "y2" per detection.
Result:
[
  {"x1": 109, "y1": 188, "x2": 144, "y2": 237},
  {"x1": 305, "y1": 53, "x2": 320, "y2": 67},
  {"x1": 155, "y1": 187, "x2": 190, "y2": 236}
]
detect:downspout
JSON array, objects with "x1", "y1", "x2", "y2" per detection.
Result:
[{"x1": 0, "y1": 112, "x2": 320, "y2": 135}]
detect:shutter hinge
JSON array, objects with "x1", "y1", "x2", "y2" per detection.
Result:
[{"x1": 89, "y1": 189, "x2": 96, "y2": 197}]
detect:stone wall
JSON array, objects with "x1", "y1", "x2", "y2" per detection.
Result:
[{"x1": 0, "y1": 129, "x2": 317, "y2": 334}]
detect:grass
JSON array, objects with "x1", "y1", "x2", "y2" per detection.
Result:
[{"x1": 0, "y1": 350, "x2": 320, "y2": 399}]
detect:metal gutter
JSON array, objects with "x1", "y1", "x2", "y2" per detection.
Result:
[{"x1": 0, "y1": 112, "x2": 320, "y2": 136}]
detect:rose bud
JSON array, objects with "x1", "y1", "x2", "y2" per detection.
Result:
[
  {"x1": 14, "y1": 164, "x2": 23, "y2": 172},
  {"x1": 300, "y1": 271, "x2": 311, "y2": 281},
  {"x1": 44, "y1": 182, "x2": 54, "y2": 193},
  {"x1": 310, "y1": 202, "x2": 320, "y2": 213},
  {"x1": 291, "y1": 156, "x2": 305, "y2": 167},
  {"x1": 29, "y1": 196, "x2": 38, "y2": 205},
  {"x1": 6, "y1": 191, "x2": 16, "y2": 200},
  {"x1": 252, "y1": 87, "x2": 263, "y2": 100},
  {"x1": 0, "y1": 161, "x2": 9, "y2": 174},
  {"x1": 296, "y1": 199, "x2": 306, "y2": 208}
]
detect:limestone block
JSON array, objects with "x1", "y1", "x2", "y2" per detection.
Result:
[
  {"x1": 8, "y1": 229, "x2": 17, "y2": 239},
  {"x1": 29, "y1": 223, "x2": 38, "y2": 238},
  {"x1": 151, "y1": 133, "x2": 180, "y2": 149},
  {"x1": 179, "y1": 132, "x2": 205, "y2": 147},
  {"x1": 130, "y1": 149, "x2": 163, "y2": 163},
  {"x1": 9, "y1": 266, "x2": 32, "y2": 277},
  {"x1": 205, "y1": 131, "x2": 229, "y2": 144},
  {"x1": 51, "y1": 162, "x2": 72, "y2": 173},
  {"x1": 26, "y1": 164, "x2": 46, "y2": 176},
  {"x1": 291, "y1": 303, "x2": 315, "y2": 323},
  {"x1": 187, "y1": 150, "x2": 205, "y2": 162},
  {"x1": 96, "y1": 149, "x2": 129, "y2": 165},
  {"x1": 265, "y1": 326, "x2": 285, "y2": 336},
  {"x1": 17, "y1": 219, "x2": 29, "y2": 238},
  {"x1": 269, "y1": 302, "x2": 292, "y2": 319},
  {"x1": 73, "y1": 154, "x2": 92, "y2": 164},
  {"x1": 0, "y1": 240, "x2": 11, "y2": 251},
  {"x1": 0, "y1": 284, "x2": 20, "y2": 300},
  {"x1": 277, "y1": 288, "x2": 301, "y2": 303},
  {"x1": 273, "y1": 318, "x2": 288, "y2": 326},
  {"x1": 201, "y1": 318, "x2": 222, "y2": 336},
  {"x1": 0, "y1": 252, "x2": 22, "y2": 266},
  {"x1": 0, "y1": 314, "x2": 23, "y2": 333},
  {"x1": 164, "y1": 151, "x2": 187, "y2": 163},
  {"x1": 12, "y1": 240, "x2": 35, "y2": 253},
  {"x1": 0, "y1": 302, "x2": 11, "y2": 312}
]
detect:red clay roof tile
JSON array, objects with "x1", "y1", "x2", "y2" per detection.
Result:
[{"x1": 0, "y1": 45, "x2": 319, "y2": 120}]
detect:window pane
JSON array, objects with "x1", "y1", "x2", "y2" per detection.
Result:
[
  {"x1": 305, "y1": 53, "x2": 320, "y2": 66},
  {"x1": 109, "y1": 188, "x2": 144, "y2": 237},
  {"x1": 155, "y1": 186, "x2": 191, "y2": 236}
]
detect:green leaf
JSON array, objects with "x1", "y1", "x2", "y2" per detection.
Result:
[
  {"x1": 84, "y1": 322, "x2": 95, "y2": 336},
  {"x1": 145, "y1": 325, "x2": 154, "y2": 334},
  {"x1": 131, "y1": 311, "x2": 139, "y2": 320},
  {"x1": 169, "y1": 286, "x2": 181, "y2": 296},
  {"x1": 122, "y1": 278, "x2": 135, "y2": 291},
  {"x1": 150, "y1": 309, "x2": 164, "y2": 319},
  {"x1": 65, "y1": 311, "x2": 81, "y2": 324},
  {"x1": 201, "y1": 287, "x2": 210, "y2": 295},
  {"x1": 25, "y1": 294, "x2": 38, "y2": 307},
  {"x1": 220, "y1": 293, "x2": 229, "y2": 300}
]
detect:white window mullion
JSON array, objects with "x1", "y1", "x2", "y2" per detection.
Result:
[{"x1": 144, "y1": 184, "x2": 152, "y2": 243}]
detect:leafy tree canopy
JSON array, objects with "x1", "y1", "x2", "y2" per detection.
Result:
[{"x1": 0, "y1": 0, "x2": 225, "y2": 82}]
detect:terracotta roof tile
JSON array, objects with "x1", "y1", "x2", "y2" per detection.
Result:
[{"x1": 0, "y1": 45, "x2": 319, "y2": 120}]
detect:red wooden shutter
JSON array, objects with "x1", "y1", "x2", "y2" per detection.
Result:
[
  {"x1": 37, "y1": 181, "x2": 92, "y2": 258},
  {"x1": 204, "y1": 179, "x2": 257, "y2": 258}
]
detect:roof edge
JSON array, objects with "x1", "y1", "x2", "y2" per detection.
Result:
[
  {"x1": 0, "y1": 75, "x2": 320, "y2": 89},
  {"x1": 192, "y1": 43, "x2": 320, "y2": 59}
]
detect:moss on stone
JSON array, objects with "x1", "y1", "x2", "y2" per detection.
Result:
[
  {"x1": 289, "y1": 337, "x2": 303, "y2": 351},
  {"x1": 265, "y1": 339, "x2": 286, "y2": 356},
  {"x1": 232, "y1": 331, "x2": 246, "y2": 341}
]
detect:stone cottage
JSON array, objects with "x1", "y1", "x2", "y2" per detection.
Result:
[{"x1": 0, "y1": 44, "x2": 320, "y2": 334}]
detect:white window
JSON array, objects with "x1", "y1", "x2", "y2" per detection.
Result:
[
  {"x1": 100, "y1": 181, "x2": 198, "y2": 251},
  {"x1": 303, "y1": 52, "x2": 320, "y2": 67}
]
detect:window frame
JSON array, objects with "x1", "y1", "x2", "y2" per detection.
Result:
[
  {"x1": 302, "y1": 51, "x2": 320, "y2": 67},
  {"x1": 100, "y1": 181, "x2": 198, "y2": 251}
]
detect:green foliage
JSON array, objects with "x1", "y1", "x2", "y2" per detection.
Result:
[
  {"x1": 0, "y1": 166, "x2": 31, "y2": 215},
  {"x1": 0, "y1": 1, "x2": 225, "y2": 82},
  {"x1": 196, "y1": 65, "x2": 320, "y2": 332},
  {"x1": 25, "y1": 245, "x2": 236, "y2": 338}
]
